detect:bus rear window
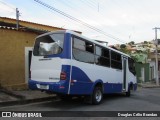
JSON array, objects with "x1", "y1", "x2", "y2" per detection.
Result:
[{"x1": 33, "y1": 33, "x2": 64, "y2": 56}]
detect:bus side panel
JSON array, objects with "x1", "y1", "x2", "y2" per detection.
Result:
[
  {"x1": 104, "y1": 83, "x2": 122, "y2": 93},
  {"x1": 69, "y1": 66, "x2": 93, "y2": 95},
  {"x1": 69, "y1": 65, "x2": 123, "y2": 95},
  {"x1": 69, "y1": 64, "x2": 124, "y2": 95}
]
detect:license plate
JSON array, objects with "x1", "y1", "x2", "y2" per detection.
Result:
[{"x1": 37, "y1": 84, "x2": 49, "y2": 90}]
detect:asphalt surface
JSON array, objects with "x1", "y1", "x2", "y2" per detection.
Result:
[{"x1": 0, "y1": 88, "x2": 160, "y2": 120}]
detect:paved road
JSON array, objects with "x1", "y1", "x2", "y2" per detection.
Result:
[{"x1": 0, "y1": 88, "x2": 160, "y2": 120}]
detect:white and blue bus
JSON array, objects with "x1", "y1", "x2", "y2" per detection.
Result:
[{"x1": 29, "y1": 30, "x2": 137, "y2": 104}]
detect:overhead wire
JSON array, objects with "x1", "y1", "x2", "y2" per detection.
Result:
[
  {"x1": 102, "y1": 0, "x2": 138, "y2": 42},
  {"x1": 79, "y1": 0, "x2": 128, "y2": 38},
  {"x1": 0, "y1": 0, "x2": 15, "y2": 10},
  {"x1": 0, "y1": 8, "x2": 15, "y2": 15},
  {"x1": 80, "y1": 0, "x2": 97, "y2": 9},
  {"x1": 0, "y1": 1, "x2": 16, "y2": 18},
  {"x1": 58, "y1": 0, "x2": 127, "y2": 42},
  {"x1": 33, "y1": 0, "x2": 126, "y2": 43},
  {"x1": 58, "y1": 0, "x2": 108, "y2": 35},
  {"x1": 111, "y1": 0, "x2": 153, "y2": 41},
  {"x1": 53, "y1": 0, "x2": 90, "y2": 30},
  {"x1": 30, "y1": 0, "x2": 83, "y2": 30}
]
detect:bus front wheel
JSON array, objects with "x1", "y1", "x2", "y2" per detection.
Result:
[{"x1": 92, "y1": 86, "x2": 103, "y2": 105}]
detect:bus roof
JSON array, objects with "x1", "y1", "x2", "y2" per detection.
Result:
[{"x1": 36, "y1": 30, "x2": 130, "y2": 58}]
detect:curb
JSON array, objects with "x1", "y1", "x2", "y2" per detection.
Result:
[
  {"x1": 0, "y1": 96, "x2": 57, "y2": 108},
  {"x1": 0, "y1": 89, "x2": 25, "y2": 100},
  {"x1": 141, "y1": 86, "x2": 160, "y2": 88},
  {"x1": 137, "y1": 84, "x2": 160, "y2": 88}
]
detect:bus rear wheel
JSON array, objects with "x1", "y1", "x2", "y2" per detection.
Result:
[{"x1": 92, "y1": 86, "x2": 103, "y2": 105}]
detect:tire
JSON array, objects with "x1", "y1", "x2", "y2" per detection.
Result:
[
  {"x1": 126, "y1": 86, "x2": 131, "y2": 97},
  {"x1": 92, "y1": 86, "x2": 103, "y2": 105}
]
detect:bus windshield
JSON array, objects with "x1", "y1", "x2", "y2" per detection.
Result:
[{"x1": 33, "y1": 33, "x2": 64, "y2": 56}]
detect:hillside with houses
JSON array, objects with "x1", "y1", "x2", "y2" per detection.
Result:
[{"x1": 111, "y1": 40, "x2": 160, "y2": 84}]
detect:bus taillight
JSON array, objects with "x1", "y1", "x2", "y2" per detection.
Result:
[{"x1": 60, "y1": 72, "x2": 66, "y2": 80}]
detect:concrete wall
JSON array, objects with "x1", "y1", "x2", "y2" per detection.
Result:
[
  {"x1": 149, "y1": 60, "x2": 156, "y2": 80},
  {"x1": 135, "y1": 63, "x2": 149, "y2": 83},
  {"x1": 0, "y1": 28, "x2": 39, "y2": 90}
]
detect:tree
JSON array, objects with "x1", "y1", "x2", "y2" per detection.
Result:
[
  {"x1": 120, "y1": 44, "x2": 126, "y2": 49},
  {"x1": 130, "y1": 55, "x2": 139, "y2": 62},
  {"x1": 120, "y1": 44, "x2": 130, "y2": 54},
  {"x1": 128, "y1": 41, "x2": 135, "y2": 45},
  {"x1": 144, "y1": 41, "x2": 148, "y2": 44}
]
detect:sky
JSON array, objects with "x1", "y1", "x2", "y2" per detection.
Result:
[{"x1": 0, "y1": 0, "x2": 160, "y2": 45}]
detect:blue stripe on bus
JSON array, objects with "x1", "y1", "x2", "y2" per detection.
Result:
[
  {"x1": 104, "y1": 83, "x2": 122, "y2": 93},
  {"x1": 63, "y1": 33, "x2": 72, "y2": 59},
  {"x1": 28, "y1": 64, "x2": 137, "y2": 95},
  {"x1": 69, "y1": 66, "x2": 93, "y2": 94},
  {"x1": 28, "y1": 79, "x2": 136, "y2": 95},
  {"x1": 70, "y1": 66, "x2": 123, "y2": 95}
]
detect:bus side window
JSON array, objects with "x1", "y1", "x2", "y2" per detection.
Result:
[
  {"x1": 111, "y1": 51, "x2": 122, "y2": 70},
  {"x1": 86, "y1": 42, "x2": 94, "y2": 53},
  {"x1": 128, "y1": 58, "x2": 136, "y2": 75},
  {"x1": 95, "y1": 46, "x2": 110, "y2": 67},
  {"x1": 73, "y1": 37, "x2": 85, "y2": 50},
  {"x1": 73, "y1": 37, "x2": 94, "y2": 64}
]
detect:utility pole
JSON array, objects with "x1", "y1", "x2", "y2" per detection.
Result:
[
  {"x1": 98, "y1": 3, "x2": 99, "y2": 12},
  {"x1": 16, "y1": 8, "x2": 20, "y2": 30},
  {"x1": 98, "y1": 2, "x2": 99, "y2": 12},
  {"x1": 153, "y1": 27, "x2": 160, "y2": 86}
]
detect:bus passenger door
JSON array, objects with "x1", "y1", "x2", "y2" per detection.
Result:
[{"x1": 123, "y1": 57, "x2": 127, "y2": 91}]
